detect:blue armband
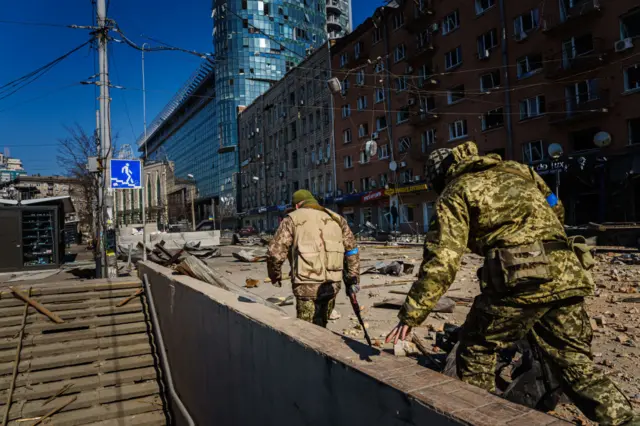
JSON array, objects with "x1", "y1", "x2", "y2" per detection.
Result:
[
  {"x1": 345, "y1": 248, "x2": 359, "y2": 257},
  {"x1": 546, "y1": 193, "x2": 558, "y2": 208}
]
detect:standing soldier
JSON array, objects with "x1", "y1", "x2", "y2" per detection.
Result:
[
  {"x1": 386, "y1": 142, "x2": 637, "y2": 425},
  {"x1": 267, "y1": 190, "x2": 360, "y2": 327}
]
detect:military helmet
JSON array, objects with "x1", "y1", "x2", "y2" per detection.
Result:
[{"x1": 425, "y1": 148, "x2": 453, "y2": 193}]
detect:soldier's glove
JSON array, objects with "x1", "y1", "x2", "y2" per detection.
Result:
[{"x1": 344, "y1": 276, "x2": 360, "y2": 296}]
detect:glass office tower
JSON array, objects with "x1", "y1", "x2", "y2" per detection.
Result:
[
  {"x1": 326, "y1": 0, "x2": 351, "y2": 39},
  {"x1": 211, "y1": 0, "x2": 327, "y2": 207}
]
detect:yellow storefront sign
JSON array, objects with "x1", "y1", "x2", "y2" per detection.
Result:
[{"x1": 385, "y1": 184, "x2": 428, "y2": 196}]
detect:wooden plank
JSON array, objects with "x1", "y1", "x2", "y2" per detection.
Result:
[
  {"x1": 6, "y1": 396, "x2": 163, "y2": 426},
  {"x1": 0, "y1": 312, "x2": 146, "y2": 339},
  {"x1": 7, "y1": 381, "x2": 160, "y2": 421},
  {"x1": 1, "y1": 280, "x2": 141, "y2": 298},
  {"x1": 0, "y1": 343, "x2": 152, "y2": 375},
  {"x1": 0, "y1": 288, "x2": 141, "y2": 309},
  {"x1": 0, "y1": 322, "x2": 149, "y2": 351},
  {"x1": 0, "y1": 302, "x2": 144, "y2": 328},
  {"x1": 0, "y1": 367, "x2": 159, "y2": 402},
  {"x1": 0, "y1": 355, "x2": 156, "y2": 391},
  {"x1": 0, "y1": 333, "x2": 151, "y2": 363},
  {"x1": 8, "y1": 287, "x2": 64, "y2": 324},
  {"x1": 1, "y1": 297, "x2": 143, "y2": 318},
  {"x1": 81, "y1": 410, "x2": 167, "y2": 426}
]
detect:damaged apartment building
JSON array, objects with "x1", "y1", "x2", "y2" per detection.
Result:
[
  {"x1": 237, "y1": 44, "x2": 336, "y2": 231},
  {"x1": 329, "y1": 0, "x2": 640, "y2": 229}
]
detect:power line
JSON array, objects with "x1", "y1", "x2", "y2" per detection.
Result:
[
  {"x1": 0, "y1": 19, "x2": 79, "y2": 28},
  {"x1": 0, "y1": 83, "x2": 80, "y2": 113},
  {"x1": 0, "y1": 40, "x2": 91, "y2": 102},
  {"x1": 110, "y1": 47, "x2": 137, "y2": 141}
]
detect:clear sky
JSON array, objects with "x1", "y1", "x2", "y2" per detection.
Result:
[{"x1": 0, "y1": 0, "x2": 381, "y2": 176}]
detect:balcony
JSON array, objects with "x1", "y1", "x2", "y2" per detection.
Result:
[
  {"x1": 548, "y1": 89, "x2": 610, "y2": 125},
  {"x1": 409, "y1": 110, "x2": 440, "y2": 127},
  {"x1": 326, "y1": 0, "x2": 342, "y2": 14},
  {"x1": 542, "y1": 0, "x2": 602, "y2": 35},
  {"x1": 327, "y1": 16, "x2": 343, "y2": 32},
  {"x1": 406, "y1": 0, "x2": 435, "y2": 33},
  {"x1": 408, "y1": 42, "x2": 436, "y2": 66},
  {"x1": 544, "y1": 38, "x2": 608, "y2": 79}
]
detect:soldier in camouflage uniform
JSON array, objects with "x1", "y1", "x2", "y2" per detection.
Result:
[
  {"x1": 386, "y1": 142, "x2": 637, "y2": 425},
  {"x1": 267, "y1": 190, "x2": 360, "y2": 327}
]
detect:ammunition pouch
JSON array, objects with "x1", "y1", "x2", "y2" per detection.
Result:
[
  {"x1": 483, "y1": 241, "x2": 553, "y2": 294},
  {"x1": 567, "y1": 235, "x2": 595, "y2": 271}
]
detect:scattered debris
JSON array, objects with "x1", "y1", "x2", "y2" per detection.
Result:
[
  {"x1": 232, "y1": 249, "x2": 268, "y2": 263},
  {"x1": 264, "y1": 275, "x2": 291, "y2": 283},
  {"x1": 116, "y1": 288, "x2": 143, "y2": 307},
  {"x1": 611, "y1": 253, "x2": 640, "y2": 265},
  {"x1": 329, "y1": 309, "x2": 341, "y2": 321},
  {"x1": 41, "y1": 383, "x2": 74, "y2": 407},
  {"x1": 232, "y1": 234, "x2": 267, "y2": 246},
  {"x1": 245, "y1": 278, "x2": 260, "y2": 288},
  {"x1": 362, "y1": 261, "x2": 415, "y2": 276},
  {"x1": 265, "y1": 295, "x2": 295, "y2": 306},
  {"x1": 32, "y1": 395, "x2": 77, "y2": 426},
  {"x1": 9, "y1": 287, "x2": 64, "y2": 324},
  {"x1": 393, "y1": 340, "x2": 420, "y2": 357}
]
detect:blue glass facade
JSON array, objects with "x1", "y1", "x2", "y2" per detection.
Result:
[{"x1": 211, "y1": 0, "x2": 327, "y2": 201}]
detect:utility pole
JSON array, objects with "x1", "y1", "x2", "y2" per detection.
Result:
[
  {"x1": 141, "y1": 43, "x2": 149, "y2": 262},
  {"x1": 96, "y1": 0, "x2": 117, "y2": 278}
]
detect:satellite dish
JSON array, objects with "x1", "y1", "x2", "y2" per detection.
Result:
[
  {"x1": 389, "y1": 161, "x2": 398, "y2": 172},
  {"x1": 593, "y1": 131, "x2": 612, "y2": 148},
  {"x1": 547, "y1": 143, "x2": 564, "y2": 160},
  {"x1": 365, "y1": 140, "x2": 378, "y2": 157}
]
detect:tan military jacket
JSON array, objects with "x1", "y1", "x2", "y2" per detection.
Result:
[{"x1": 267, "y1": 203, "x2": 360, "y2": 299}]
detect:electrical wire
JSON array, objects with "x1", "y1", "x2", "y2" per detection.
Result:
[
  {"x1": 0, "y1": 39, "x2": 91, "y2": 102},
  {"x1": 110, "y1": 46, "x2": 138, "y2": 141},
  {"x1": 0, "y1": 19, "x2": 78, "y2": 28}
]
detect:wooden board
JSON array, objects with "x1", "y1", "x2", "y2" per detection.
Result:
[{"x1": 0, "y1": 278, "x2": 168, "y2": 425}]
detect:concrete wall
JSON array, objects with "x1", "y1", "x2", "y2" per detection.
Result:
[{"x1": 139, "y1": 262, "x2": 567, "y2": 426}]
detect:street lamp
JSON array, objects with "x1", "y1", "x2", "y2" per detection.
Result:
[
  {"x1": 141, "y1": 43, "x2": 150, "y2": 260},
  {"x1": 187, "y1": 174, "x2": 196, "y2": 231}
]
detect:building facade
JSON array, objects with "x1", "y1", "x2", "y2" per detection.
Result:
[
  {"x1": 211, "y1": 0, "x2": 328, "y2": 213},
  {"x1": 326, "y1": 0, "x2": 352, "y2": 40},
  {"x1": 0, "y1": 154, "x2": 26, "y2": 183},
  {"x1": 331, "y1": 0, "x2": 640, "y2": 229},
  {"x1": 237, "y1": 44, "x2": 335, "y2": 231}
]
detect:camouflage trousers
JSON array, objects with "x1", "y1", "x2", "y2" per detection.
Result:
[
  {"x1": 456, "y1": 295, "x2": 635, "y2": 426},
  {"x1": 295, "y1": 297, "x2": 336, "y2": 328}
]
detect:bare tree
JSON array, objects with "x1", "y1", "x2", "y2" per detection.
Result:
[{"x1": 56, "y1": 124, "x2": 98, "y2": 234}]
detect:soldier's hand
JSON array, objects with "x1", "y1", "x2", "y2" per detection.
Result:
[{"x1": 385, "y1": 321, "x2": 412, "y2": 345}]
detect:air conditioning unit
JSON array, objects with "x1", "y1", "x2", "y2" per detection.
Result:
[
  {"x1": 615, "y1": 38, "x2": 634, "y2": 53},
  {"x1": 371, "y1": 132, "x2": 380, "y2": 140},
  {"x1": 408, "y1": 98, "x2": 416, "y2": 106},
  {"x1": 400, "y1": 161, "x2": 407, "y2": 168},
  {"x1": 406, "y1": 65, "x2": 414, "y2": 74},
  {"x1": 413, "y1": 175, "x2": 421, "y2": 182}
]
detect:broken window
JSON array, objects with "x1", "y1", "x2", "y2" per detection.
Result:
[
  {"x1": 620, "y1": 8, "x2": 640, "y2": 39},
  {"x1": 344, "y1": 156, "x2": 353, "y2": 169},
  {"x1": 442, "y1": 10, "x2": 460, "y2": 34},
  {"x1": 397, "y1": 108, "x2": 410, "y2": 124},
  {"x1": 449, "y1": 120, "x2": 468, "y2": 140},
  {"x1": 480, "y1": 70, "x2": 501, "y2": 91},
  {"x1": 445, "y1": 46, "x2": 463, "y2": 70},
  {"x1": 522, "y1": 140, "x2": 544, "y2": 163},
  {"x1": 482, "y1": 107, "x2": 505, "y2": 131},
  {"x1": 477, "y1": 28, "x2": 498, "y2": 58},
  {"x1": 420, "y1": 96, "x2": 436, "y2": 112},
  {"x1": 398, "y1": 136, "x2": 411, "y2": 152},
  {"x1": 447, "y1": 84, "x2": 465, "y2": 104},
  {"x1": 519, "y1": 95, "x2": 546, "y2": 119},
  {"x1": 514, "y1": 8, "x2": 539, "y2": 39},
  {"x1": 375, "y1": 88, "x2": 385, "y2": 103},
  {"x1": 629, "y1": 118, "x2": 640, "y2": 144},
  {"x1": 475, "y1": 0, "x2": 495, "y2": 14},
  {"x1": 372, "y1": 27, "x2": 382, "y2": 44},
  {"x1": 562, "y1": 34, "x2": 594, "y2": 68},
  {"x1": 568, "y1": 79, "x2": 599, "y2": 105},
  {"x1": 624, "y1": 64, "x2": 640, "y2": 92},
  {"x1": 343, "y1": 128, "x2": 352, "y2": 143},
  {"x1": 358, "y1": 123, "x2": 369, "y2": 138},
  {"x1": 393, "y1": 13, "x2": 405, "y2": 30},
  {"x1": 421, "y1": 129, "x2": 437, "y2": 151},
  {"x1": 394, "y1": 44, "x2": 406, "y2": 62},
  {"x1": 376, "y1": 116, "x2": 388, "y2": 130},
  {"x1": 570, "y1": 127, "x2": 599, "y2": 151},
  {"x1": 516, "y1": 54, "x2": 543, "y2": 79}
]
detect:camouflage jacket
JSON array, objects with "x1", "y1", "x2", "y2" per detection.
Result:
[
  {"x1": 399, "y1": 142, "x2": 594, "y2": 327},
  {"x1": 267, "y1": 204, "x2": 360, "y2": 299}
]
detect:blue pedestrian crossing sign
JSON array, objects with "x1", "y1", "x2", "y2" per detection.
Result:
[{"x1": 110, "y1": 159, "x2": 142, "y2": 189}]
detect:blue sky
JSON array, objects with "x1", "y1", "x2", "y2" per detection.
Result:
[{"x1": 0, "y1": 0, "x2": 381, "y2": 175}]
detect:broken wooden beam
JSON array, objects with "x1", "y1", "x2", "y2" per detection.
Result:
[
  {"x1": 9, "y1": 287, "x2": 64, "y2": 324},
  {"x1": 116, "y1": 289, "x2": 144, "y2": 307},
  {"x1": 32, "y1": 395, "x2": 77, "y2": 426}
]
